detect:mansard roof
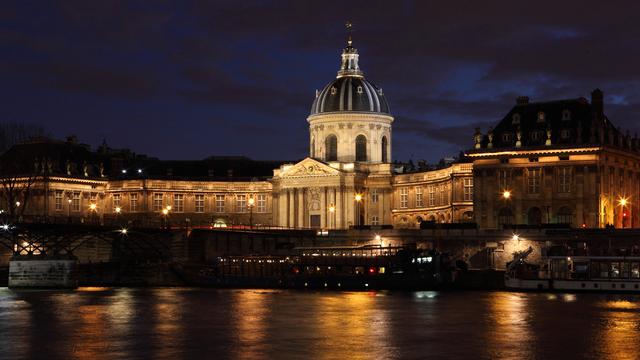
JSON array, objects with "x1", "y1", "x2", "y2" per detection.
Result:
[{"x1": 468, "y1": 89, "x2": 638, "y2": 154}]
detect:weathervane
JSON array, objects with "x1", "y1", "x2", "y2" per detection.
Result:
[{"x1": 345, "y1": 20, "x2": 353, "y2": 46}]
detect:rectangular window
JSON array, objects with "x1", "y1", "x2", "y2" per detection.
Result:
[
  {"x1": 55, "y1": 190, "x2": 63, "y2": 211},
  {"x1": 528, "y1": 168, "x2": 541, "y2": 194},
  {"x1": 558, "y1": 167, "x2": 572, "y2": 193},
  {"x1": 415, "y1": 187, "x2": 423, "y2": 207},
  {"x1": 112, "y1": 194, "x2": 121, "y2": 210},
  {"x1": 72, "y1": 192, "x2": 81, "y2": 212},
  {"x1": 153, "y1": 193, "x2": 164, "y2": 212},
  {"x1": 195, "y1": 194, "x2": 205, "y2": 213},
  {"x1": 236, "y1": 194, "x2": 247, "y2": 213},
  {"x1": 130, "y1": 193, "x2": 138, "y2": 212},
  {"x1": 463, "y1": 178, "x2": 473, "y2": 201},
  {"x1": 371, "y1": 189, "x2": 378, "y2": 203},
  {"x1": 371, "y1": 216, "x2": 379, "y2": 225},
  {"x1": 216, "y1": 194, "x2": 225, "y2": 213},
  {"x1": 428, "y1": 186, "x2": 435, "y2": 207},
  {"x1": 257, "y1": 194, "x2": 267, "y2": 213},
  {"x1": 173, "y1": 194, "x2": 184, "y2": 212},
  {"x1": 400, "y1": 188, "x2": 408, "y2": 208}
]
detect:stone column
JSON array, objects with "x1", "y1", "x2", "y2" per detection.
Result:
[
  {"x1": 298, "y1": 188, "x2": 305, "y2": 228},
  {"x1": 288, "y1": 189, "x2": 295, "y2": 228},
  {"x1": 320, "y1": 187, "x2": 326, "y2": 228},
  {"x1": 336, "y1": 186, "x2": 343, "y2": 229}
]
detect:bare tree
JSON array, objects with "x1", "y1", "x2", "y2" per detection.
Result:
[
  {"x1": 0, "y1": 122, "x2": 47, "y2": 154},
  {"x1": 0, "y1": 160, "x2": 37, "y2": 221}
]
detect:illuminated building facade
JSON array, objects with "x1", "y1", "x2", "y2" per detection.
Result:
[
  {"x1": 1, "y1": 39, "x2": 473, "y2": 229},
  {"x1": 468, "y1": 90, "x2": 639, "y2": 229}
]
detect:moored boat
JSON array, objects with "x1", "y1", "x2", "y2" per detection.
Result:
[{"x1": 505, "y1": 246, "x2": 640, "y2": 292}]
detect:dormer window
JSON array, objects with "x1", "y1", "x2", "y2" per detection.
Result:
[
  {"x1": 357, "y1": 86, "x2": 363, "y2": 94},
  {"x1": 377, "y1": 89, "x2": 383, "y2": 96},
  {"x1": 537, "y1": 112, "x2": 546, "y2": 122},
  {"x1": 330, "y1": 87, "x2": 337, "y2": 95},
  {"x1": 502, "y1": 133, "x2": 513, "y2": 143},
  {"x1": 561, "y1": 129, "x2": 571, "y2": 139},
  {"x1": 562, "y1": 109, "x2": 571, "y2": 121},
  {"x1": 512, "y1": 113, "x2": 521, "y2": 125},
  {"x1": 530, "y1": 130, "x2": 543, "y2": 141}
]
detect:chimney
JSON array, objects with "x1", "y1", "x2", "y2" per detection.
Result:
[
  {"x1": 516, "y1": 96, "x2": 529, "y2": 105},
  {"x1": 591, "y1": 88, "x2": 604, "y2": 120}
]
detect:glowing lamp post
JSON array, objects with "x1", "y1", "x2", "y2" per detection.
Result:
[
  {"x1": 618, "y1": 197, "x2": 629, "y2": 228},
  {"x1": 115, "y1": 206, "x2": 122, "y2": 226},
  {"x1": 248, "y1": 196, "x2": 255, "y2": 228},
  {"x1": 329, "y1": 204, "x2": 336, "y2": 229},
  {"x1": 162, "y1": 207, "x2": 170, "y2": 229},
  {"x1": 354, "y1": 193, "x2": 363, "y2": 227},
  {"x1": 89, "y1": 203, "x2": 97, "y2": 224},
  {"x1": 502, "y1": 190, "x2": 511, "y2": 200}
]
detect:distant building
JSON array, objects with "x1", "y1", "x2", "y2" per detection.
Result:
[
  {"x1": 468, "y1": 89, "x2": 639, "y2": 229},
  {"x1": 0, "y1": 37, "x2": 474, "y2": 229}
]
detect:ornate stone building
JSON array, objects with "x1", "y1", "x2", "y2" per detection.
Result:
[
  {"x1": 0, "y1": 38, "x2": 473, "y2": 229},
  {"x1": 468, "y1": 90, "x2": 640, "y2": 229}
]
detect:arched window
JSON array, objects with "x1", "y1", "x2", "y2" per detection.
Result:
[
  {"x1": 527, "y1": 207, "x2": 542, "y2": 226},
  {"x1": 355, "y1": 135, "x2": 367, "y2": 162},
  {"x1": 325, "y1": 135, "x2": 337, "y2": 161},
  {"x1": 381, "y1": 136, "x2": 388, "y2": 163},
  {"x1": 557, "y1": 207, "x2": 573, "y2": 225},
  {"x1": 498, "y1": 208, "x2": 513, "y2": 227}
]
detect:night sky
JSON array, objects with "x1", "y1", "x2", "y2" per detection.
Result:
[{"x1": 2, "y1": 1, "x2": 640, "y2": 163}]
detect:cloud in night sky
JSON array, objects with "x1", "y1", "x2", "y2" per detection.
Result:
[{"x1": 2, "y1": 1, "x2": 640, "y2": 162}]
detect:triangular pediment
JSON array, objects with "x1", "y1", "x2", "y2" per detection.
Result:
[{"x1": 279, "y1": 158, "x2": 342, "y2": 177}]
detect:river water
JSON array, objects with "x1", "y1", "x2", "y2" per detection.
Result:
[{"x1": 1, "y1": 288, "x2": 639, "y2": 359}]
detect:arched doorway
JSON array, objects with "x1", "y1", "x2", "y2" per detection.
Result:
[
  {"x1": 355, "y1": 135, "x2": 367, "y2": 162},
  {"x1": 325, "y1": 135, "x2": 337, "y2": 161},
  {"x1": 527, "y1": 207, "x2": 542, "y2": 226}
]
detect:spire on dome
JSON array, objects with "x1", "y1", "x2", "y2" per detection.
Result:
[{"x1": 337, "y1": 21, "x2": 363, "y2": 78}]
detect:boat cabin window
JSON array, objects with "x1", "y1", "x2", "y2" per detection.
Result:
[
  {"x1": 610, "y1": 262, "x2": 620, "y2": 278},
  {"x1": 633, "y1": 263, "x2": 640, "y2": 278}
]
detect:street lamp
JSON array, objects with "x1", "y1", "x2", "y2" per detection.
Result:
[
  {"x1": 354, "y1": 193, "x2": 363, "y2": 226},
  {"x1": 502, "y1": 190, "x2": 511, "y2": 200},
  {"x1": 329, "y1": 204, "x2": 336, "y2": 229},
  {"x1": 248, "y1": 196, "x2": 255, "y2": 228},
  {"x1": 162, "y1": 207, "x2": 170, "y2": 229},
  {"x1": 618, "y1": 197, "x2": 629, "y2": 228},
  {"x1": 67, "y1": 198, "x2": 72, "y2": 223},
  {"x1": 89, "y1": 203, "x2": 97, "y2": 224},
  {"x1": 115, "y1": 206, "x2": 122, "y2": 226}
]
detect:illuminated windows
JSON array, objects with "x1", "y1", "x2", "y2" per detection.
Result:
[
  {"x1": 371, "y1": 189, "x2": 378, "y2": 203},
  {"x1": 195, "y1": 194, "x2": 205, "y2": 213},
  {"x1": 153, "y1": 193, "x2": 163, "y2": 211},
  {"x1": 527, "y1": 168, "x2": 541, "y2": 194},
  {"x1": 463, "y1": 178, "x2": 473, "y2": 201},
  {"x1": 54, "y1": 190, "x2": 63, "y2": 211},
  {"x1": 215, "y1": 194, "x2": 225, "y2": 213},
  {"x1": 236, "y1": 194, "x2": 247, "y2": 213},
  {"x1": 257, "y1": 194, "x2": 267, "y2": 213},
  {"x1": 130, "y1": 193, "x2": 138, "y2": 212},
  {"x1": 173, "y1": 194, "x2": 184, "y2": 212},
  {"x1": 400, "y1": 188, "x2": 408, "y2": 208},
  {"x1": 415, "y1": 187, "x2": 423, "y2": 207},
  {"x1": 558, "y1": 167, "x2": 572, "y2": 193}
]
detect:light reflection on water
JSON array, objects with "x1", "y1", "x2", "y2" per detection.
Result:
[{"x1": 1, "y1": 288, "x2": 640, "y2": 359}]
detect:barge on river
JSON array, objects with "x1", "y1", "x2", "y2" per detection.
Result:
[
  {"x1": 176, "y1": 245, "x2": 455, "y2": 290},
  {"x1": 506, "y1": 246, "x2": 640, "y2": 292}
]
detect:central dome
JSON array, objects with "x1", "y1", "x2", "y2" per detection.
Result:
[{"x1": 310, "y1": 40, "x2": 390, "y2": 116}]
